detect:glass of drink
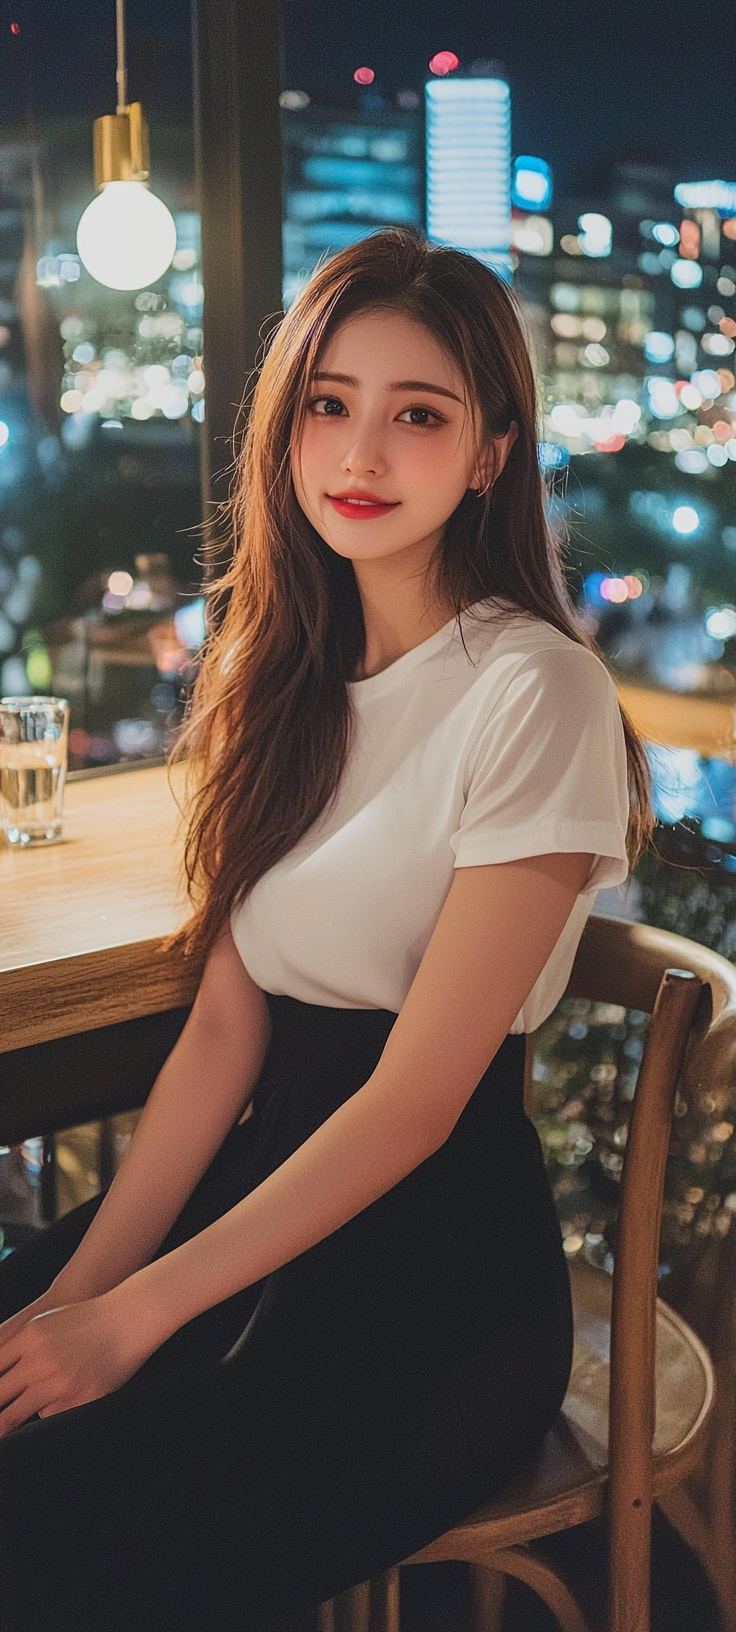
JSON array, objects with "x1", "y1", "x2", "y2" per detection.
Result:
[{"x1": 0, "y1": 696, "x2": 70, "y2": 846}]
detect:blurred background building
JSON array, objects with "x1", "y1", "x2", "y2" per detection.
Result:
[{"x1": 281, "y1": 98, "x2": 424, "y2": 309}]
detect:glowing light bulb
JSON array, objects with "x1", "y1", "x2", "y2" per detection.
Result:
[{"x1": 76, "y1": 181, "x2": 176, "y2": 291}]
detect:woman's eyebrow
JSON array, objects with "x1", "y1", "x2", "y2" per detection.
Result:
[{"x1": 313, "y1": 371, "x2": 463, "y2": 405}]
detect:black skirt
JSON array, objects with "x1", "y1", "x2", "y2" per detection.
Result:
[{"x1": 0, "y1": 995, "x2": 573, "y2": 1632}]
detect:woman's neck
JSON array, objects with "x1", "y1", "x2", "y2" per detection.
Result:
[{"x1": 352, "y1": 559, "x2": 456, "y2": 681}]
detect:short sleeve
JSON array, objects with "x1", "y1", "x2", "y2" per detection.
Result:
[{"x1": 450, "y1": 644, "x2": 630, "y2": 895}]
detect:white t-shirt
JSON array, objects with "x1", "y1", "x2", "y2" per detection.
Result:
[{"x1": 230, "y1": 600, "x2": 630, "y2": 1033}]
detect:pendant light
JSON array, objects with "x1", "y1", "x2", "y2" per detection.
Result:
[{"x1": 76, "y1": 0, "x2": 177, "y2": 291}]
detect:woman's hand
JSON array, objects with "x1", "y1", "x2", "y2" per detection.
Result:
[
  {"x1": 0, "y1": 1288, "x2": 65, "y2": 1351},
  {"x1": 0, "y1": 1290, "x2": 156, "y2": 1438}
]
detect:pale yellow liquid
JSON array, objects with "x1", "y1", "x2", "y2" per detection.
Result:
[{"x1": 0, "y1": 740, "x2": 64, "y2": 841}]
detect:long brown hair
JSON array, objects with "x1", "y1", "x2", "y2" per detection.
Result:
[{"x1": 174, "y1": 226, "x2": 653, "y2": 957}]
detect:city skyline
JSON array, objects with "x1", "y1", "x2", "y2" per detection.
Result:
[{"x1": 0, "y1": 0, "x2": 732, "y2": 195}]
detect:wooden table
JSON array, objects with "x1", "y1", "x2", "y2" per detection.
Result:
[
  {"x1": 0, "y1": 766, "x2": 204, "y2": 1148},
  {"x1": 0, "y1": 765, "x2": 202, "y2": 1057}
]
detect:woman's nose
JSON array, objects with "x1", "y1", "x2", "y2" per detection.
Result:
[{"x1": 339, "y1": 421, "x2": 386, "y2": 478}]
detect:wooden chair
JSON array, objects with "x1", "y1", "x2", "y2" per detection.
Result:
[{"x1": 318, "y1": 914, "x2": 734, "y2": 1632}]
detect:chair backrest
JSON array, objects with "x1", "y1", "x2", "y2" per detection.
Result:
[{"x1": 526, "y1": 915, "x2": 736, "y2": 1632}]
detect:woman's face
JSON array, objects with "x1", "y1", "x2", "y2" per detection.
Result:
[{"x1": 292, "y1": 308, "x2": 515, "y2": 573}]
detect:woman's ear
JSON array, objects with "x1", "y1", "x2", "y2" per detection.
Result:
[{"x1": 470, "y1": 421, "x2": 519, "y2": 494}]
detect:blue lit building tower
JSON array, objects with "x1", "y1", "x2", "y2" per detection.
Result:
[
  {"x1": 425, "y1": 76, "x2": 512, "y2": 281},
  {"x1": 280, "y1": 101, "x2": 423, "y2": 309}
]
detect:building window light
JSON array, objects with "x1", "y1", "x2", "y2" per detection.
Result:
[
  {"x1": 578, "y1": 213, "x2": 612, "y2": 257},
  {"x1": 426, "y1": 77, "x2": 512, "y2": 279},
  {"x1": 652, "y1": 222, "x2": 679, "y2": 246},
  {"x1": 511, "y1": 156, "x2": 552, "y2": 211},
  {"x1": 510, "y1": 214, "x2": 553, "y2": 255},
  {"x1": 671, "y1": 260, "x2": 703, "y2": 290}
]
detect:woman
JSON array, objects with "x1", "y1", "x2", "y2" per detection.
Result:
[{"x1": 0, "y1": 227, "x2": 652, "y2": 1630}]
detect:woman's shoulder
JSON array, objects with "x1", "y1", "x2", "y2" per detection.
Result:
[
  {"x1": 451, "y1": 605, "x2": 622, "y2": 766},
  {"x1": 458, "y1": 599, "x2": 614, "y2": 689},
  {"x1": 460, "y1": 607, "x2": 627, "y2": 802}
]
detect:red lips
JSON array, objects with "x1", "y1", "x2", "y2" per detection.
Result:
[{"x1": 328, "y1": 489, "x2": 400, "y2": 519}]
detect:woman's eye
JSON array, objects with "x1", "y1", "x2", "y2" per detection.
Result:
[
  {"x1": 397, "y1": 405, "x2": 443, "y2": 427},
  {"x1": 307, "y1": 398, "x2": 442, "y2": 425},
  {"x1": 309, "y1": 396, "x2": 346, "y2": 416}
]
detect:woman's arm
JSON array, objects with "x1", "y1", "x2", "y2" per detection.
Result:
[
  {"x1": 117, "y1": 851, "x2": 593, "y2": 1349},
  {"x1": 47, "y1": 927, "x2": 271, "y2": 1305}
]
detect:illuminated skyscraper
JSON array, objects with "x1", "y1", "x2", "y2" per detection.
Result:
[
  {"x1": 281, "y1": 102, "x2": 423, "y2": 308},
  {"x1": 425, "y1": 77, "x2": 512, "y2": 280}
]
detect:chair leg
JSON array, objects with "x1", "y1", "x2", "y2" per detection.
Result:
[
  {"x1": 317, "y1": 1599, "x2": 336, "y2": 1632},
  {"x1": 469, "y1": 1563, "x2": 507, "y2": 1631},
  {"x1": 373, "y1": 1568, "x2": 400, "y2": 1632},
  {"x1": 487, "y1": 1546, "x2": 590, "y2": 1632},
  {"x1": 658, "y1": 1487, "x2": 736, "y2": 1632},
  {"x1": 41, "y1": 1132, "x2": 57, "y2": 1222},
  {"x1": 317, "y1": 1569, "x2": 400, "y2": 1632},
  {"x1": 317, "y1": 1581, "x2": 369, "y2": 1632}
]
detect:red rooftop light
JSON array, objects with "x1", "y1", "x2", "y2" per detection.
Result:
[
  {"x1": 10, "y1": 21, "x2": 20, "y2": 32},
  {"x1": 353, "y1": 66, "x2": 375, "y2": 85},
  {"x1": 593, "y1": 433, "x2": 626, "y2": 454},
  {"x1": 428, "y1": 51, "x2": 459, "y2": 75}
]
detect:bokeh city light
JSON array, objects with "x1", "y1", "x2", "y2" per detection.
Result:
[{"x1": 428, "y1": 51, "x2": 459, "y2": 76}]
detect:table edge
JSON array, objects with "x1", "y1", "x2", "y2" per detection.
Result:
[{"x1": 0, "y1": 937, "x2": 205, "y2": 1054}]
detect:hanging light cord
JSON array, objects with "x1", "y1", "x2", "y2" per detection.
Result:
[{"x1": 116, "y1": 0, "x2": 127, "y2": 115}]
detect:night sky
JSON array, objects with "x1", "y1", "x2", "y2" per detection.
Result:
[{"x1": 0, "y1": 0, "x2": 733, "y2": 194}]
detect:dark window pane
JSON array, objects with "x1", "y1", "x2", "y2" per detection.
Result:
[{"x1": 0, "y1": 1, "x2": 202, "y2": 771}]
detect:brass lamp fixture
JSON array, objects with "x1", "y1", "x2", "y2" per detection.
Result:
[{"x1": 76, "y1": 0, "x2": 177, "y2": 291}]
